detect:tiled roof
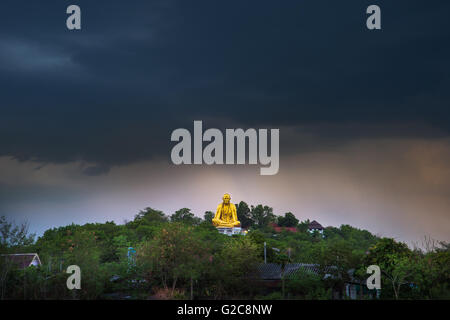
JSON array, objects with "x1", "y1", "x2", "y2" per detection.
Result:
[
  {"x1": 256, "y1": 263, "x2": 331, "y2": 280},
  {"x1": 256, "y1": 263, "x2": 361, "y2": 284},
  {"x1": 269, "y1": 223, "x2": 298, "y2": 233},
  {"x1": 308, "y1": 220, "x2": 324, "y2": 230}
]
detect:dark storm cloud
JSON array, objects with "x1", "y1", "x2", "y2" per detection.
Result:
[
  {"x1": 1, "y1": 0, "x2": 450, "y2": 170},
  {"x1": 82, "y1": 164, "x2": 110, "y2": 176}
]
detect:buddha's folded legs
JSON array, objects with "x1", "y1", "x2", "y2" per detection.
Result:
[{"x1": 212, "y1": 218, "x2": 241, "y2": 228}]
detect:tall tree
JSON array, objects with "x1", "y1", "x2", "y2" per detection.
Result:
[
  {"x1": 316, "y1": 240, "x2": 356, "y2": 299},
  {"x1": 0, "y1": 216, "x2": 35, "y2": 250},
  {"x1": 364, "y1": 238, "x2": 414, "y2": 299},
  {"x1": 277, "y1": 212, "x2": 299, "y2": 227},
  {"x1": 203, "y1": 211, "x2": 214, "y2": 224},
  {"x1": 250, "y1": 205, "x2": 275, "y2": 228},
  {"x1": 137, "y1": 223, "x2": 209, "y2": 298},
  {"x1": 211, "y1": 237, "x2": 259, "y2": 298},
  {"x1": 131, "y1": 207, "x2": 168, "y2": 225},
  {"x1": 236, "y1": 201, "x2": 253, "y2": 228},
  {"x1": 413, "y1": 241, "x2": 450, "y2": 299},
  {"x1": 0, "y1": 216, "x2": 35, "y2": 300},
  {"x1": 170, "y1": 208, "x2": 201, "y2": 226}
]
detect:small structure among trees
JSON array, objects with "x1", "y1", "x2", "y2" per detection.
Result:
[
  {"x1": 269, "y1": 223, "x2": 298, "y2": 233},
  {"x1": 308, "y1": 220, "x2": 324, "y2": 234},
  {"x1": 1, "y1": 253, "x2": 42, "y2": 269}
]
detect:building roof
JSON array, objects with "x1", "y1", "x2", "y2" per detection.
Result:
[
  {"x1": 269, "y1": 223, "x2": 298, "y2": 233},
  {"x1": 308, "y1": 220, "x2": 324, "y2": 230},
  {"x1": 256, "y1": 263, "x2": 360, "y2": 283},
  {"x1": 1, "y1": 253, "x2": 42, "y2": 269},
  {"x1": 256, "y1": 263, "x2": 330, "y2": 280}
]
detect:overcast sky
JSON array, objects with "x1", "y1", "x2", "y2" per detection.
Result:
[{"x1": 1, "y1": 0, "x2": 449, "y2": 246}]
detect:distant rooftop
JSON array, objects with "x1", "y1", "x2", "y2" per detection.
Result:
[
  {"x1": 1, "y1": 253, "x2": 42, "y2": 269},
  {"x1": 256, "y1": 263, "x2": 359, "y2": 283},
  {"x1": 256, "y1": 263, "x2": 332, "y2": 280},
  {"x1": 308, "y1": 220, "x2": 324, "y2": 230},
  {"x1": 269, "y1": 223, "x2": 298, "y2": 233}
]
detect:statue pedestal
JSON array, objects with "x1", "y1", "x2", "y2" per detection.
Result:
[{"x1": 216, "y1": 227, "x2": 246, "y2": 236}]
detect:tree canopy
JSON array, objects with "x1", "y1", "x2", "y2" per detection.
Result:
[{"x1": 1, "y1": 208, "x2": 449, "y2": 300}]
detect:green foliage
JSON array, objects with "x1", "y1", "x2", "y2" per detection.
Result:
[
  {"x1": 236, "y1": 201, "x2": 253, "y2": 228},
  {"x1": 413, "y1": 242, "x2": 450, "y2": 299},
  {"x1": 1, "y1": 209, "x2": 449, "y2": 300},
  {"x1": 247, "y1": 229, "x2": 277, "y2": 262},
  {"x1": 170, "y1": 208, "x2": 202, "y2": 226},
  {"x1": 248, "y1": 229, "x2": 265, "y2": 245},
  {"x1": 257, "y1": 291, "x2": 283, "y2": 300},
  {"x1": 203, "y1": 211, "x2": 214, "y2": 224},
  {"x1": 137, "y1": 222, "x2": 210, "y2": 298},
  {"x1": 0, "y1": 216, "x2": 36, "y2": 299},
  {"x1": 250, "y1": 205, "x2": 275, "y2": 229},
  {"x1": 315, "y1": 240, "x2": 363, "y2": 298},
  {"x1": 210, "y1": 236, "x2": 259, "y2": 298},
  {"x1": 126, "y1": 208, "x2": 168, "y2": 238},
  {"x1": 362, "y1": 238, "x2": 450, "y2": 299},
  {"x1": 363, "y1": 238, "x2": 414, "y2": 299},
  {"x1": 277, "y1": 212, "x2": 299, "y2": 228},
  {"x1": 287, "y1": 269, "x2": 331, "y2": 299},
  {"x1": 0, "y1": 216, "x2": 35, "y2": 252},
  {"x1": 297, "y1": 219, "x2": 310, "y2": 233}
]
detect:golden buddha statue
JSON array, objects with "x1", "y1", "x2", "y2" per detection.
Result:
[{"x1": 212, "y1": 193, "x2": 241, "y2": 228}]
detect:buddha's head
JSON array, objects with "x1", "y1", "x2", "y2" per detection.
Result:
[{"x1": 222, "y1": 193, "x2": 231, "y2": 204}]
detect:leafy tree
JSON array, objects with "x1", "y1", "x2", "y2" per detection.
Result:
[
  {"x1": 297, "y1": 219, "x2": 310, "y2": 233},
  {"x1": 0, "y1": 216, "x2": 35, "y2": 250},
  {"x1": 248, "y1": 230, "x2": 265, "y2": 247},
  {"x1": 170, "y1": 208, "x2": 201, "y2": 226},
  {"x1": 137, "y1": 223, "x2": 209, "y2": 298},
  {"x1": 316, "y1": 240, "x2": 359, "y2": 299},
  {"x1": 210, "y1": 237, "x2": 259, "y2": 298},
  {"x1": 287, "y1": 269, "x2": 330, "y2": 299},
  {"x1": 277, "y1": 212, "x2": 299, "y2": 227},
  {"x1": 63, "y1": 230, "x2": 107, "y2": 299},
  {"x1": 364, "y1": 238, "x2": 414, "y2": 299},
  {"x1": 125, "y1": 208, "x2": 168, "y2": 242},
  {"x1": 408, "y1": 241, "x2": 450, "y2": 299},
  {"x1": 0, "y1": 216, "x2": 35, "y2": 300},
  {"x1": 250, "y1": 205, "x2": 275, "y2": 229},
  {"x1": 203, "y1": 211, "x2": 214, "y2": 224},
  {"x1": 273, "y1": 252, "x2": 290, "y2": 298},
  {"x1": 129, "y1": 208, "x2": 167, "y2": 226},
  {"x1": 236, "y1": 201, "x2": 253, "y2": 228}
]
